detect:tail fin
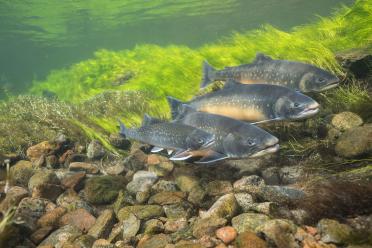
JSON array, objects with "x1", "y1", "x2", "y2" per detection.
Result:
[
  {"x1": 118, "y1": 119, "x2": 126, "y2": 137},
  {"x1": 200, "y1": 60, "x2": 216, "y2": 89},
  {"x1": 166, "y1": 96, "x2": 185, "y2": 120}
]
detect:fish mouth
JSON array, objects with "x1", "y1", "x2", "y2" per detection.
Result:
[
  {"x1": 250, "y1": 144, "x2": 279, "y2": 158},
  {"x1": 319, "y1": 80, "x2": 339, "y2": 91},
  {"x1": 297, "y1": 102, "x2": 320, "y2": 118}
]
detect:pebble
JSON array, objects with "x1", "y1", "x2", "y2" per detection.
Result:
[
  {"x1": 206, "y1": 180, "x2": 233, "y2": 196},
  {"x1": 117, "y1": 205, "x2": 164, "y2": 221},
  {"x1": 26, "y1": 141, "x2": 55, "y2": 162},
  {"x1": 9, "y1": 160, "x2": 35, "y2": 187},
  {"x1": 126, "y1": 170, "x2": 158, "y2": 195},
  {"x1": 88, "y1": 209, "x2": 116, "y2": 239},
  {"x1": 39, "y1": 224, "x2": 82, "y2": 247},
  {"x1": 232, "y1": 213, "x2": 270, "y2": 233},
  {"x1": 331, "y1": 112, "x2": 363, "y2": 131},
  {"x1": 335, "y1": 125, "x2": 372, "y2": 158},
  {"x1": 317, "y1": 219, "x2": 353, "y2": 245},
  {"x1": 235, "y1": 231, "x2": 268, "y2": 248},
  {"x1": 59, "y1": 208, "x2": 96, "y2": 232},
  {"x1": 148, "y1": 191, "x2": 186, "y2": 205},
  {"x1": 151, "y1": 180, "x2": 178, "y2": 193},
  {"x1": 69, "y1": 162, "x2": 99, "y2": 174},
  {"x1": 234, "y1": 193, "x2": 254, "y2": 212},
  {"x1": 192, "y1": 217, "x2": 227, "y2": 239},
  {"x1": 61, "y1": 171, "x2": 86, "y2": 191},
  {"x1": 216, "y1": 226, "x2": 237, "y2": 244},
  {"x1": 87, "y1": 140, "x2": 106, "y2": 160},
  {"x1": 256, "y1": 219, "x2": 298, "y2": 248},
  {"x1": 233, "y1": 175, "x2": 265, "y2": 192},
  {"x1": 123, "y1": 149, "x2": 147, "y2": 172},
  {"x1": 28, "y1": 170, "x2": 60, "y2": 193},
  {"x1": 200, "y1": 193, "x2": 239, "y2": 220},
  {"x1": 37, "y1": 206, "x2": 67, "y2": 228}
]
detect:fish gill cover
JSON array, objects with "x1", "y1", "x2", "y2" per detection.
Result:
[{"x1": 0, "y1": 0, "x2": 371, "y2": 154}]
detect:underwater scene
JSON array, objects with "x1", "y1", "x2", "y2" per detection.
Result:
[{"x1": 0, "y1": 0, "x2": 372, "y2": 247}]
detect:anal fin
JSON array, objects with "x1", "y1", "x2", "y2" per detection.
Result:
[
  {"x1": 170, "y1": 150, "x2": 192, "y2": 161},
  {"x1": 151, "y1": 146, "x2": 164, "y2": 153},
  {"x1": 194, "y1": 151, "x2": 228, "y2": 164}
]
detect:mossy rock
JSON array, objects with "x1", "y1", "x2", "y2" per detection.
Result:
[
  {"x1": 84, "y1": 175, "x2": 127, "y2": 204},
  {"x1": 28, "y1": 169, "x2": 60, "y2": 192},
  {"x1": 10, "y1": 160, "x2": 35, "y2": 187},
  {"x1": 235, "y1": 231, "x2": 268, "y2": 248},
  {"x1": 117, "y1": 205, "x2": 164, "y2": 221}
]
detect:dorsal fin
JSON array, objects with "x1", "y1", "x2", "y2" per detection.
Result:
[
  {"x1": 141, "y1": 113, "x2": 163, "y2": 126},
  {"x1": 223, "y1": 79, "x2": 241, "y2": 89},
  {"x1": 174, "y1": 104, "x2": 197, "y2": 121},
  {"x1": 253, "y1": 53, "x2": 273, "y2": 64},
  {"x1": 167, "y1": 96, "x2": 185, "y2": 120}
]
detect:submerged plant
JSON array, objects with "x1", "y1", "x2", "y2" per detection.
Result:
[
  {"x1": 321, "y1": 80, "x2": 372, "y2": 120},
  {"x1": 30, "y1": 0, "x2": 371, "y2": 110}
]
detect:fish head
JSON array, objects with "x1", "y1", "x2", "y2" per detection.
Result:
[
  {"x1": 274, "y1": 91, "x2": 319, "y2": 120},
  {"x1": 186, "y1": 129, "x2": 215, "y2": 150},
  {"x1": 299, "y1": 67, "x2": 339, "y2": 92},
  {"x1": 222, "y1": 125, "x2": 279, "y2": 159}
]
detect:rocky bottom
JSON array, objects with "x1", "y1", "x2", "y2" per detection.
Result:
[{"x1": 1, "y1": 110, "x2": 372, "y2": 248}]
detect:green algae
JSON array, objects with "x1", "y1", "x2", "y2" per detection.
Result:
[
  {"x1": 321, "y1": 80, "x2": 372, "y2": 121},
  {"x1": 31, "y1": 0, "x2": 372, "y2": 108}
]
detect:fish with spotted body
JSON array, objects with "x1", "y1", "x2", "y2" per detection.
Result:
[
  {"x1": 167, "y1": 105, "x2": 279, "y2": 164},
  {"x1": 168, "y1": 81, "x2": 320, "y2": 123},
  {"x1": 201, "y1": 53, "x2": 339, "y2": 92},
  {"x1": 118, "y1": 118, "x2": 215, "y2": 160}
]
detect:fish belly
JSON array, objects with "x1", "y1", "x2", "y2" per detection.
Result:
[{"x1": 199, "y1": 105, "x2": 267, "y2": 122}]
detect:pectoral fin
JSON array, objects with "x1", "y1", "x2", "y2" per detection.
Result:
[
  {"x1": 170, "y1": 150, "x2": 192, "y2": 161},
  {"x1": 194, "y1": 151, "x2": 228, "y2": 164},
  {"x1": 151, "y1": 146, "x2": 164, "y2": 153}
]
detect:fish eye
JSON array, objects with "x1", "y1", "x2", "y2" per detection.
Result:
[
  {"x1": 197, "y1": 138, "x2": 204, "y2": 144},
  {"x1": 245, "y1": 139, "x2": 256, "y2": 146},
  {"x1": 294, "y1": 102, "x2": 300, "y2": 108},
  {"x1": 317, "y1": 78, "x2": 326, "y2": 83}
]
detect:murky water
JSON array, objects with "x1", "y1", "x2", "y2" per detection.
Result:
[{"x1": 0, "y1": 0, "x2": 353, "y2": 95}]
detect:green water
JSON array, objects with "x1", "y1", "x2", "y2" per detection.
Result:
[{"x1": 0, "y1": 0, "x2": 353, "y2": 96}]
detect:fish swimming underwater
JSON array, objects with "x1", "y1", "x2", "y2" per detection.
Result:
[
  {"x1": 118, "y1": 118, "x2": 215, "y2": 160},
  {"x1": 168, "y1": 105, "x2": 279, "y2": 164},
  {"x1": 168, "y1": 81, "x2": 320, "y2": 123},
  {"x1": 201, "y1": 53, "x2": 339, "y2": 92}
]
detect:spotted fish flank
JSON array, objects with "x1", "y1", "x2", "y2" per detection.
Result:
[
  {"x1": 118, "y1": 117, "x2": 215, "y2": 160},
  {"x1": 200, "y1": 53, "x2": 339, "y2": 92},
  {"x1": 168, "y1": 81, "x2": 320, "y2": 123},
  {"x1": 168, "y1": 105, "x2": 279, "y2": 164}
]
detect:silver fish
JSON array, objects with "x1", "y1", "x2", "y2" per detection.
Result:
[
  {"x1": 118, "y1": 118, "x2": 215, "y2": 160},
  {"x1": 168, "y1": 81, "x2": 319, "y2": 123},
  {"x1": 201, "y1": 53, "x2": 339, "y2": 92},
  {"x1": 169, "y1": 105, "x2": 279, "y2": 164}
]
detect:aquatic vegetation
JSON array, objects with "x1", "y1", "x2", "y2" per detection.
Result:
[
  {"x1": 0, "y1": 90, "x2": 165, "y2": 154},
  {"x1": 0, "y1": 206, "x2": 16, "y2": 246},
  {"x1": 298, "y1": 177, "x2": 372, "y2": 224},
  {"x1": 322, "y1": 80, "x2": 372, "y2": 121},
  {"x1": 30, "y1": 0, "x2": 371, "y2": 113}
]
